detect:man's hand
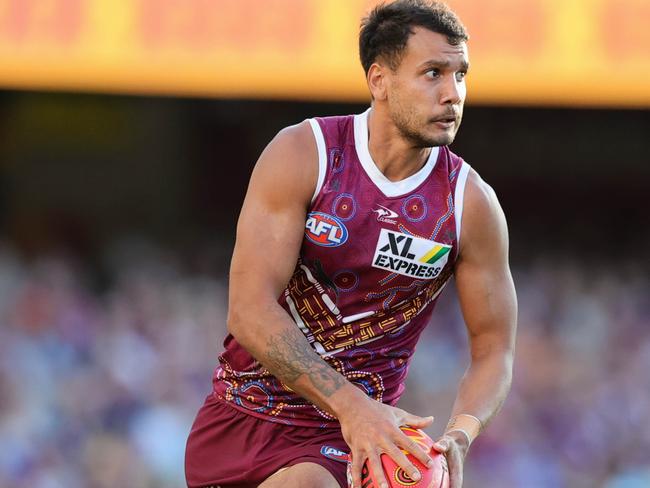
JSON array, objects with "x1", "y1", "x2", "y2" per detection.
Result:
[
  {"x1": 339, "y1": 397, "x2": 434, "y2": 488},
  {"x1": 432, "y1": 431, "x2": 470, "y2": 488}
]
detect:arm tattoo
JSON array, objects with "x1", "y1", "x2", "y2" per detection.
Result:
[{"x1": 265, "y1": 325, "x2": 347, "y2": 397}]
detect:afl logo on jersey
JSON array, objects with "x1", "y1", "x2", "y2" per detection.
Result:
[{"x1": 305, "y1": 212, "x2": 348, "y2": 247}]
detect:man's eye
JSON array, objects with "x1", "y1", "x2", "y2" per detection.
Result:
[
  {"x1": 456, "y1": 71, "x2": 467, "y2": 81},
  {"x1": 426, "y1": 69, "x2": 440, "y2": 79}
]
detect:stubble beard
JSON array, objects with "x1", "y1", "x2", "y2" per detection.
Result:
[{"x1": 391, "y1": 105, "x2": 460, "y2": 148}]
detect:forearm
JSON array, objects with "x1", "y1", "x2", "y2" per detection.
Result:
[
  {"x1": 228, "y1": 302, "x2": 366, "y2": 418},
  {"x1": 449, "y1": 348, "x2": 514, "y2": 430}
]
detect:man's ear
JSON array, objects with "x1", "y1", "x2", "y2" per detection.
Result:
[{"x1": 367, "y1": 62, "x2": 389, "y2": 101}]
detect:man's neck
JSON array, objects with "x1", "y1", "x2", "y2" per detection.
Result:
[{"x1": 366, "y1": 107, "x2": 432, "y2": 182}]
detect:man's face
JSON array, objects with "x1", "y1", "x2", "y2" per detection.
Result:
[{"x1": 385, "y1": 27, "x2": 469, "y2": 147}]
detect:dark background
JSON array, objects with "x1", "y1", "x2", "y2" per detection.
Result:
[
  {"x1": 0, "y1": 91, "x2": 648, "y2": 488},
  {"x1": 1, "y1": 91, "x2": 648, "y2": 264}
]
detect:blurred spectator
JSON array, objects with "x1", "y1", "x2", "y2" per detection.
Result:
[{"x1": 0, "y1": 237, "x2": 648, "y2": 487}]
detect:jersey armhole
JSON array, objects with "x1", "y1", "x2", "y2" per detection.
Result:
[
  {"x1": 307, "y1": 118, "x2": 327, "y2": 204},
  {"x1": 455, "y1": 161, "x2": 471, "y2": 249}
]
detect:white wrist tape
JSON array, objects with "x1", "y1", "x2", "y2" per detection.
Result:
[{"x1": 444, "y1": 414, "x2": 483, "y2": 445}]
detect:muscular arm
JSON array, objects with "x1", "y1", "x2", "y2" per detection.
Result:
[
  {"x1": 451, "y1": 170, "x2": 517, "y2": 429},
  {"x1": 433, "y1": 170, "x2": 517, "y2": 487},
  {"x1": 227, "y1": 121, "x2": 364, "y2": 416}
]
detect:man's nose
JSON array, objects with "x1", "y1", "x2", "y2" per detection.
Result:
[{"x1": 439, "y1": 75, "x2": 462, "y2": 105}]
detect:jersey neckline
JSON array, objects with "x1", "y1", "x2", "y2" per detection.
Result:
[{"x1": 353, "y1": 108, "x2": 440, "y2": 198}]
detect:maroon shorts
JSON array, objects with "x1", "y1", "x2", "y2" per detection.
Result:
[{"x1": 185, "y1": 394, "x2": 349, "y2": 487}]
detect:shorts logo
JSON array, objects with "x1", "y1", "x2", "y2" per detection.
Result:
[
  {"x1": 372, "y1": 229, "x2": 451, "y2": 278},
  {"x1": 305, "y1": 212, "x2": 348, "y2": 247},
  {"x1": 320, "y1": 445, "x2": 349, "y2": 463}
]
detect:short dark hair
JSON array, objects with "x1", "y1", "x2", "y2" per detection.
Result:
[{"x1": 359, "y1": 0, "x2": 468, "y2": 74}]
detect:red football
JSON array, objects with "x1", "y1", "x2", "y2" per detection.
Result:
[{"x1": 348, "y1": 427, "x2": 449, "y2": 488}]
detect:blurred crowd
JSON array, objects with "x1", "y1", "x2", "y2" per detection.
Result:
[{"x1": 0, "y1": 237, "x2": 648, "y2": 488}]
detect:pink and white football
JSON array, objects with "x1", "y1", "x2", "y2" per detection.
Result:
[{"x1": 348, "y1": 427, "x2": 449, "y2": 488}]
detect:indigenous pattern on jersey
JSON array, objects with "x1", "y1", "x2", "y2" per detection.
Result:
[{"x1": 213, "y1": 109, "x2": 470, "y2": 427}]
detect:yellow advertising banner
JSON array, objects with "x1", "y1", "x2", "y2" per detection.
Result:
[{"x1": 0, "y1": 0, "x2": 648, "y2": 107}]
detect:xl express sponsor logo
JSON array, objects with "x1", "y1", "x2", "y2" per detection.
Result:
[
  {"x1": 305, "y1": 212, "x2": 348, "y2": 247},
  {"x1": 372, "y1": 229, "x2": 451, "y2": 278}
]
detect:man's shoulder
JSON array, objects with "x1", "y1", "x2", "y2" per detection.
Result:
[
  {"x1": 464, "y1": 168, "x2": 498, "y2": 212},
  {"x1": 261, "y1": 120, "x2": 318, "y2": 171},
  {"x1": 273, "y1": 119, "x2": 314, "y2": 149},
  {"x1": 457, "y1": 168, "x2": 508, "y2": 256},
  {"x1": 250, "y1": 120, "x2": 319, "y2": 207}
]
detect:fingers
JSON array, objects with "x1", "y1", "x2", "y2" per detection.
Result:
[
  {"x1": 447, "y1": 449, "x2": 463, "y2": 487},
  {"x1": 350, "y1": 450, "x2": 390, "y2": 488},
  {"x1": 351, "y1": 447, "x2": 421, "y2": 488},
  {"x1": 349, "y1": 452, "x2": 363, "y2": 488},
  {"x1": 392, "y1": 410, "x2": 435, "y2": 469},
  {"x1": 342, "y1": 405, "x2": 438, "y2": 487},
  {"x1": 396, "y1": 431, "x2": 434, "y2": 470},
  {"x1": 403, "y1": 413, "x2": 434, "y2": 429},
  {"x1": 450, "y1": 467, "x2": 463, "y2": 488},
  {"x1": 385, "y1": 445, "x2": 422, "y2": 483},
  {"x1": 433, "y1": 436, "x2": 463, "y2": 488},
  {"x1": 432, "y1": 436, "x2": 449, "y2": 453},
  {"x1": 367, "y1": 452, "x2": 389, "y2": 488}
]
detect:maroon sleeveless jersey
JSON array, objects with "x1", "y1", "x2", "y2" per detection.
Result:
[{"x1": 213, "y1": 109, "x2": 470, "y2": 427}]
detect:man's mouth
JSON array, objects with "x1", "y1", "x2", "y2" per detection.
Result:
[{"x1": 432, "y1": 115, "x2": 457, "y2": 128}]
